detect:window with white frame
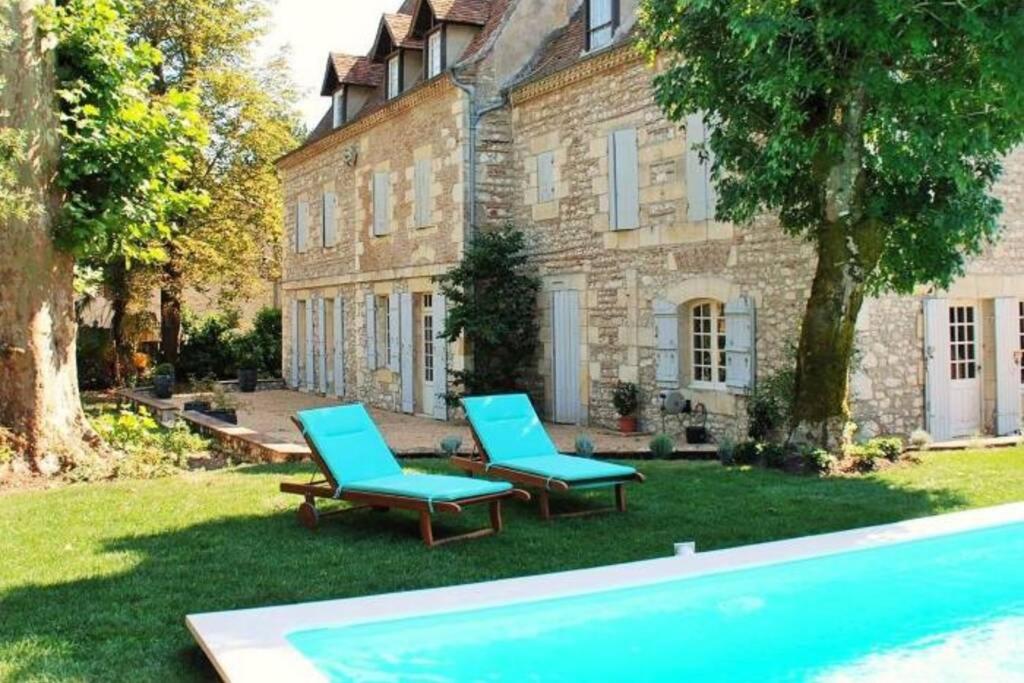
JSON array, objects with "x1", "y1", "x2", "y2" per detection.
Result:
[
  {"x1": 427, "y1": 30, "x2": 443, "y2": 78},
  {"x1": 375, "y1": 295, "x2": 389, "y2": 367},
  {"x1": 691, "y1": 300, "x2": 726, "y2": 386},
  {"x1": 387, "y1": 54, "x2": 401, "y2": 99},
  {"x1": 332, "y1": 88, "x2": 345, "y2": 128},
  {"x1": 587, "y1": 0, "x2": 617, "y2": 51}
]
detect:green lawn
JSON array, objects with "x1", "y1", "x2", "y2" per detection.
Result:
[{"x1": 2, "y1": 448, "x2": 1023, "y2": 681}]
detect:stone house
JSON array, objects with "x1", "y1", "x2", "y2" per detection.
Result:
[{"x1": 276, "y1": 0, "x2": 1024, "y2": 440}]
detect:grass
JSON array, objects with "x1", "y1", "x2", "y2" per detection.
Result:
[{"x1": 1, "y1": 447, "x2": 1023, "y2": 681}]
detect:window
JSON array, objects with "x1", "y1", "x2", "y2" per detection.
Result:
[
  {"x1": 587, "y1": 0, "x2": 617, "y2": 51},
  {"x1": 537, "y1": 151, "x2": 556, "y2": 203},
  {"x1": 332, "y1": 88, "x2": 345, "y2": 128},
  {"x1": 608, "y1": 128, "x2": 639, "y2": 230},
  {"x1": 375, "y1": 296, "x2": 390, "y2": 367},
  {"x1": 691, "y1": 301, "x2": 726, "y2": 386},
  {"x1": 948, "y1": 305, "x2": 977, "y2": 380},
  {"x1": 423, "y1": 293, "x2": 434, "y2": 383},
  {"x1": 373, "y1": 171, "x2": 390, "y2": 235},
  {"x1": 414, "y1": 159, "x2": 432, "y2": 227},
  {"x1": 387, "y1": 54, "x2": 401, "y2": 99},
  {"x1": 322, "y1": 192, "x2": 336, "y2": 247},
  {"x1": 427, "y1": 29, "x2": 443, "y2": 78}
]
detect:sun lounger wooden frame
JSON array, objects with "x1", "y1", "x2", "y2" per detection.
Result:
[
  {"x1": 451, "y1": 425, "x2": 645, "y2": 521},
  {"x1": 281, "y1": 417, "x2": 530, "y2": 547}
]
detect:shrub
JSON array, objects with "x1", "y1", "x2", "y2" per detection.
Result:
[
  {"x1": 733, "y1": 440, "x2": 760, "y2": 465},
  {"x1": 178, "y1": 309, "x2": 241, "y2": 381},
  {"x1": 801, "y1": 446, "x2": 836, "y2": 475},
  {"x1": 612, "y1": 381, "x2": 640, "y2": 417},
  {"x1": 439, "y1": 436, "x2": 462, "y2": 456},
  {"x1": 847, "y1": 443, "x2": 882, "y2": 472},
  {"x1": 77, "y1": 324, "x2": 116, "y2": 390},
  {"x1": 88, "y1": 407, "x2": 212, "y2": 480},
  {"x1": 242, "y1": 307, "x2": 282, "y2": 375},
  {"x1": 909, "y1": 429, "x2": 932, "y2": 449},
  {"x1": 746, "y1": 366, "x2": 795, "y2": 441},
  {"x1": 870, "y1": 437, "x2": 903, "y2": 462},
  {"x1": 716, "y1": 437, "x2": 736, "y2": 467},
  {"x1": 649, "y1": 433, "x2": 675, "y2": 459},
  {"x1": 575, "y1": 434, "x2": 595, "y2": 458},
  {"x1": 759, "y1": 442, "x2": 788, "y2": 469},
  {"x1": 152, "y1": 362, "x2": 174, "y2": 377}
]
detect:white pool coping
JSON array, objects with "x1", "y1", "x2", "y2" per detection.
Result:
[{"x1": 187, "y1": 502, "x2": 1024, "y2": 682}]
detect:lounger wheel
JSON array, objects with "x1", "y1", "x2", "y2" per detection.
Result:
[{"x1": 297, "y1": 501, "x2": 319, "y2": 530}]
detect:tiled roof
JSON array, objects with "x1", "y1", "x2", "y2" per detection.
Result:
[
  {"x1": 320, "y1": 53, "x2": 384, "y2": 95},
  {"x1": 428, "y1": 0, "x2": 490, "y2": 25},
  {"x1": 383, "y1": 13, "x2": 423, "y2": 49}
]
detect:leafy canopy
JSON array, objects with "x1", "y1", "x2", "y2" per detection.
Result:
[
  {"x1": 638, "y1": 0, "x2": 1024, "y2": 292},
  {"x1": 436, "y1": 227, "x2": 540, "y2": 400},
  {"x1": 47, "y1": 0, "x2": 208, "y2": 265}
]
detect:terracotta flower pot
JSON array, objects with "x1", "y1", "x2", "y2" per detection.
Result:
[{"x1": 618, "y1": 415, "x2": 638, "y2": 433}]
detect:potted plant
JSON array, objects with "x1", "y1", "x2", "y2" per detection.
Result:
[
  {"x1": 205, "y1": 384, "x2": 241, "y2": 424},
  {"x1": 234, "y1": 337, "x2": 260, "y2": 393},
  {"x1": 612, "y1": 381, "x2": 639, "y2": 433},
  {"x1": 152, "y1": 363, "x2": 175, "y2": 399}
]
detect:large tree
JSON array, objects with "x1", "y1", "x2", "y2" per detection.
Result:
[
  {"x1": 0, "y1": 0, "x2": 204, "y2": 472},
  {"x1": 639, "y1": 0, "x2": 1024, "y2": 437},
  {"x1": 132, "y1": 0, "x2": 300, "y2": 363}
]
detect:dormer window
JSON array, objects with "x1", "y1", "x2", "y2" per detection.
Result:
[
  {"x1": 586, "y1": 0, "x2": 618, "y2": 51},
  {"x1": 332, "y1": 87, "x2": 346, "y2": 128},
  {"x1": 426, "y1": 28, "x2": 443, "y2": 78},
  {"x1": 387, "y1": 53, "x2": 401, "y2": 99}
]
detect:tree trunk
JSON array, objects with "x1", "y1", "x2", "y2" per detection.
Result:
[
  {"x1": 0, "y1": 0, "x2": 95, "y2": 473},
  {"x1": 159, "y1": 260, "x2": 182, "y2": 364}
]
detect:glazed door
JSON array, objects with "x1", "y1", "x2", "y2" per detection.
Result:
[
  {"x1": 418, "y1": 294, "x2": 436, "y2": 416},
  {"x1": 948, "y1": 303, "x2": 982, "y2": 438}
]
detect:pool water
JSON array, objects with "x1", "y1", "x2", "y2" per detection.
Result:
[{"x1": 288, "y1": 523, "x2": 1024, "y2": 682}]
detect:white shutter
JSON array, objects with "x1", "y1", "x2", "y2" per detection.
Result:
[
  {"x1": 653, "y1": 299, "x2": 679, "y2": 388},
  {"x1": 400, "y1": 293, "x2": 414, "y2": 413},
  {"x1": 373, "y1": 171, "x2": 389, "y2": 236},
  {"x1": 289, "y1": 299, "x2": 299, "y2": 387},
  {"x1": 296, "y1": 201, "x2": 309, "y2": 252},
  {"x1": 432, "y1": 292, "x2": 448, "y2": 420},
  {"x1": 414, "y1": 159, "x2": 431, "y2": 227},
  {"x1": 304, "y1": 299, "x2": 314, "y2": 390},
  {"x1": 428, "y1": 30, "x2": 442, "y2": 77},
  {"x1": 994, "y1": 297, "x2": 1022, "y2": 435},
  {"x1": 365, "y1": 293, "x2": 377, "y2": 370},
  {"x1": 322, "y1": 192, "x2": 336, "y2": 247},
  {"x1": 537, "y1": 151, "x2": 556, "y2": 203},
  {"x1": 608, "y1": 128, "x2": 639, "y2": 230},
  {"x1": 334, "y1": 297, "x2": 345, "y2": 397},
  {"x1": 924, "y1": 298, "x2": 952, "y2": 441},
  {"x1": 725, "y1": 296, "x2": 755, "y2": 392},
  {"x1": 388, "y1": 293, "x2": 400, "y2": 371},
  {"x1": 686, "y1": 111, "x2": 718, "y2": 222},
  {"x1": 552, "y1": 290, "x2": 581, "y2": 424},
  {"x1": 316, "y1": 297, "x2": 327, "y2": 393}
]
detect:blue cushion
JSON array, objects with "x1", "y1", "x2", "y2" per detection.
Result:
[
  {"x1": 297, "y1": 404, "x2": 402, "y2": 484},
  {"x1": 461, "y1": 394, "x2": 559, "y2": 463},
  {"x1": 496, "y1": 454, "x2": 636, "y2": 483},
  {"x1": 344, "y1": 474, "x2": 512, "y2": 501}
]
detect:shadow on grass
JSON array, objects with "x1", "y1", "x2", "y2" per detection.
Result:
[{"x1": 1, "y1": 461, "x2": 971, "y2": 681}]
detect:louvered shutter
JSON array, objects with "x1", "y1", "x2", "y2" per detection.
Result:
[
  {"x1": 304, "y1": 299, "x2": 314, "y2": 390},
  {"x1": 400, "y1": 293, "x2": 414, "y2": 413},
  {"x1": 289, "y1": 299, "x2": 299, "y2": 387},
  {"x1": 686, "y1": 111, "x2": 718, "y2": 222},
  {"x1": 432, "y1": 292, "x2": 448, "y2": 420},
  {"x1": 373, "y1": 171, "x2": 389, "y2": 235},
  {"x1": 322, "y1": 192, "x2": 336, "y2": 247},
  {"x1": 334, "y1": 297, "x2": 345, "y2": 397},
  {"x1": 924, "y1": 298, "x2": 952, "y2": 441},
  {"x1": 414, "y1": 159, "x2": 431, "y2": 227},
  {"x1": 365, "y1": 294, "x2": 377, "y2": 370},
  {"x1": 653, "y1": 299, "x2": 679, "y2": 388},
  {"x1": 538, "y1": 151, "x2": 556, "y2": 203},
  {"x1": 608, "y1": 128, "x2": 639, "y2": 230},
  {"x1": 316, "y1": 298, "x2": 327, "y2": 393},
  {"x1": 994, "y1": 297, "x2": 1022, "y2": 435},
  {"x1": 388, "y1": 294, "x2": 400, "y2": 371},
  {"x1": 724, "y1": 296, "x2": 755, "y2": 392},
  {"x1": 296, "y1": 201, "x2": 309, "y2": 252}
]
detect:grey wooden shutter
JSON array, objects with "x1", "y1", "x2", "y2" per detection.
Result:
[
  {"x1": 304, "y1": 299, "x2": 314, "y2": 390},
  {"x1": 322, "y1": 192, "x2": 336, "y2": 247},
  {"x1": 552, "y1": 290, "x2": 581, "y2": 424},
  {"x1": 923, "y1": 298, "x2": 952, "y2": 441},
  {"x1": 334, "y1": 297, "x2": 345, "y2": 397},
  {"x1": 994, "y1": 297, "x2": 1021, "y2": 435},
  {"x1": 686, "y1": 111, "x2": 718, "y2": 222},
  {"x1": 373, "y1": 171, "x2": 389, "y2": 236},
  {"x1": 608, "y1": 128, "x2": 639, "y2": 230},
  {"x1": 432, "y1": 292, "x2": 448, "y2": 420},
  {"x1": 316, "y1": 297, "x2": 327, "y2": 392},
  {"x1": 289, "y1": 299, "x2": 299, "y2": 387},
  {"x1": 414, "y1": 159, "x2": 431, "y2": 227},
  {"x1": 387, "y1": 293, "x2": 400, "y2": 371},
  {"x1": 537, "y1": 151, "x2": 556, "y2": 203},
  {"x1": 724, "y1": 296, "x2": 755, "y2": 392},
  {"x1": 365, "y1": 293, "x2": 377, "y2": 370},
  {"x1": 654, "y1": 299, "x2": 679, "y2": 388},
  {"x1": 293, "y1": 203, "x2": 300, "y2": 253},
  {"x1": 400, "y1": 293, "x2": 414, "y2": 413},
  {"x1": 296, "y1": 201, "x2": 309, "y2": 252}
]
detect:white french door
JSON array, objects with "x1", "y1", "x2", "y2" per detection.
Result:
[
  {"x1": 552, "y1": 290, "x2": 581, "y2": 424},
  {"x1": 419, "y1": 294, "x2": 435, "y2": 416},
  {"x1": 948, "y1": 302, "x2": 982, "y2": 438}
]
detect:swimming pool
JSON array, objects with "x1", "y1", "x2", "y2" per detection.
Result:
[{"x1": 188, "y1": 503, "x2": 1024, "y2": 682}]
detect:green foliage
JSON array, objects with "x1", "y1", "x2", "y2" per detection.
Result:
[
  {"x1": 439, "y1": 436, "x2": 462, "y2": 456},
  {"x1": 575, "y1": 434, "x2": 595, "y2": 458},
  {"x1": 85, "y1": 407, "x2": 210, "y2": 481},
  {"x1": 47, "y1": 0, "x2": 208, "y2": 265},
  {"x1": 716, "y1": 436, "x2": 735, "y2": 466},
  {"x1": 846, "y1": 443, "x2": 883, "y2": 472},
  {"x1": 910, "y1": 429, "x2": 932, "y2": 449},
  {"x1": 612, "y1": 381, "x2": 640, "y2": 417},
  {"x1": 871, "y1": 437, "x2": 904, "y2": 463},
  {"x1": 152, "y1": 362, "x2": 174, "y2": 377},
  {"x1": 638, "y1": 0, "x2": 1024, "y2": 293},
  {"x1": 649, "y1": 433, "x2": 675, "y2": 459},
  {"x1": 238, "y1": 307, "x2": 282, "y2": 375},
  {"x1": 0, "y1": 12, "x2": 36, "y2": 222},
  {"x1": 177, "y1": 309, "x2": 240, "y2": 380},
  {"x1": 436, "y1": 226, "x2": 540, "y2": 400},
  {"x1": 801, "y1": 446, "x2": 837, "y2": 476},
  {"x1": 76, "y1": 325, "x2": 116, "y2": 390},
  {"x1": 733, "y1": 441, "x2": 761, "y2": 466},
  {"x1": 746, "y1": 367, "x2": 795, "y2": 441},
  {"x1": 759, "y1": 442, "x2": 788, "y2": 469}
]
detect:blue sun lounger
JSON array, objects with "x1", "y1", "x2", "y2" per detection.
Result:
[
  {"x1": 454, "y1": 394, "x2": 645, "y2": 520},
  {"x1": 280, "y1": 404, "x2": 529, "y2": 546}
]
